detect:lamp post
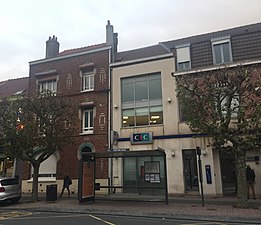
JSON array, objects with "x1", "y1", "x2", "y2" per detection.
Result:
[{"x1": 196, "y1": 146, "x2": 204, "y2": 207}]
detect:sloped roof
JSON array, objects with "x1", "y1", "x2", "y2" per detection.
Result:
[
  {"x1": 58, "y1": 43, "x2": 108, "y2": 56},
  {"x1": 161, "y1": 22, "x2": 261, "y2": 49},
  {"x1": 115, "y1": 44, "x2": 170, "y2": 62},
  {"x1": 0, "y1": 77, "x2": 28, "y2": 97}
]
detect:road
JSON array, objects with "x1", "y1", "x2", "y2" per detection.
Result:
[{"x1": 0, "y1": 211, "x2": 256, "y2": 225}]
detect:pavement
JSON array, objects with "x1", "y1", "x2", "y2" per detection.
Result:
[{"x1": 2, "y1": 193, "x2": 261, "y2": 224}]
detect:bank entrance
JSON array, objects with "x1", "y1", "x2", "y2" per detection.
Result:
[{"x1": 78, "y1": 148, "x2": 168, "y2": 204}]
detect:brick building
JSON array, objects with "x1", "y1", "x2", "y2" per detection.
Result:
[
  {"x1": 22, "y1": 21, "x2": 117, "y2": 193},
  {"x1": 0, "y1": 77, "x2": 28, "y2": 179}
]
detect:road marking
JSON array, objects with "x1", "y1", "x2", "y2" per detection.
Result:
[
  {"x1": 181, "y1": 222, "x2": 227, "y2": 225},
  {"x1": 0, "y1": 211, "x2": 32, "y2": 220},
  {"x1": 88, "y1": 214, "x2": 115, "y2": 225}
]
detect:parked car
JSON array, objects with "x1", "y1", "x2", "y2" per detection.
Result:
[{"x1": 0, "y1": 177, "x2": 21, "y2": 203}]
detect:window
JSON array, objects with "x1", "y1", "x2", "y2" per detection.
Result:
[
  {"x1": 212, "y1": 37, "x2": 232, "y2": 65},
  {"x1": 38, "y1": 79, "x2": 57, "y2": 95},
  {"x1": 31, "y1": 153, "x2": 58, "y2": 181},
  {"x1": 82, "y1": 71, "x2": 94, "y2": 91},
  {"x1": 218, "y1": 94, "x2": 239, "y2": 118},
  {"x1": 82, "y1": 109, "x2": 94, "y2": 133},
  {"x1": 176, "y1": 45, "x2": 191, "y2": 71},
  {"x1": 121, "y1": 73, "x2": 163, "y2": 127}
]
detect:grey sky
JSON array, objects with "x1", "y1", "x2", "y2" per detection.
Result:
[{"x1": 0, "y1": 0, "x2": 260, "y2": 81}]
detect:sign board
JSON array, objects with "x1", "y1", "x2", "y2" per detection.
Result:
[
  {"x1": 110, "y1": 148, "x2": 129, "y2": 152},
  {"x1": 111, "y1": 131, "x2": 119, "y2": 145},
  {"x1": 144, "y1": 161, "x2": 160, "y2": 183},
  {"x1": 130, "y1": 132, "x2": 153, "y2": 144},
  {"x1": 205, "y1": 165, "x2": 212, "y2": 184}
]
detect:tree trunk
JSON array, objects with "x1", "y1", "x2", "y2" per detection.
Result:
[
  {"x1": 235, "y1": 148, "x2": 248, "y2": 208},
  {"x1": 31, "y1": 163, "x2": 40, "y2": 202}
]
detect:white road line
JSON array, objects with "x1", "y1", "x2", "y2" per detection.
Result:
[{"x1": 88, "y1": 214, "x2": 115, "y2": 225}]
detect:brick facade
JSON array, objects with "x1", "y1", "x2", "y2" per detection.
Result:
[{"x1": 28, "y1": 46, "x2": 111, "y2": 180}]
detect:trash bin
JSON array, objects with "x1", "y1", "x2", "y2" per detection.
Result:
[{"x1": 46, "y1": 184, "x2": 57, "y2": 201}]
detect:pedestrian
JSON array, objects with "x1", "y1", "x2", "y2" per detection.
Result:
[
  {"x1": 59, "y1": 174, "x2": 72, "y2": 198},
  {"x1": 246, "y1": 165, "x2": 256, "y2": 200}
]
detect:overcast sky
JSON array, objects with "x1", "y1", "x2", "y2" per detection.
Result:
[{"x1": 0, "y1": 0, "x2": 260, "y2": 81}]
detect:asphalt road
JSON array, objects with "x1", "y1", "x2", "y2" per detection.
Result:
[{"x1": 0, "y1": 211, "x2": 255, "y2": 225}]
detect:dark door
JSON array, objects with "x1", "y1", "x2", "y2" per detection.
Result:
[
  {"x1": 183, "y1": 149, "x2": 199, "y2": 192},
  {"x1": 220, "y1": 153, "x2": 236, "y2": 196}
]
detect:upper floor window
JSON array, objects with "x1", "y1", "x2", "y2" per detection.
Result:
[
  {"x1": 212, "y1": 37, "x2": 233, "y2": 65},
  {"x1": 176, "y1": 44, "x2": 191, "y2": 71},
  {"x1": 121, "y1": 73, "x2": 163, "y2": 127},
  {"x1": 82, "y1": 108, "x2": 94, "y2": 133},
  {"x1": 82, "y1": 71, "x2": 94, "y2": 92},
  {"x1": 38, "y1": 79, "x2": 57, "y2": 95}
]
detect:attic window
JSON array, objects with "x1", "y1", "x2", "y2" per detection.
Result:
[
  {"x1": 176, "y1": 44, "x2": 191, "y2": 71},
  {"x1": 211, "y1": 36, "x2": 233, "y2": 65}
]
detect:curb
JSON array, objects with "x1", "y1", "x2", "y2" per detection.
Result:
[{"x1": 4, "y1": 203, "x2": 261, "y2": 224}]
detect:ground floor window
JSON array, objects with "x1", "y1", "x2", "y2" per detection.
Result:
[
  {"x1": 31, "y1": 154, "x2": 58, "y2": 180},
  {"x1": 123, "y1": 156, "x2": 165, "y2": 194}
]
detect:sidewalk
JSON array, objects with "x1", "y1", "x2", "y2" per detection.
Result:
[{"x1": 3, "y1": 194, "x2": 261, "y2": 224}]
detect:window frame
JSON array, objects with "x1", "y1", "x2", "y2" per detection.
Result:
[
  {"x1": 82, "y1": 108, "x2": 94, "y2": 134},
  {"x1": 176, "y1": 44, "x2": 191, "y2": 71},
  {"x1": 81, "y1": 71, "x2": 94, "y2": 92},
  {"x1": 121, "y1": 73, "x2": 163, "y2": 127},
  {"x1": 38, "y1": 79, "x2": 57, "y2": 95},
  {"x1": 211, "y1": 36, "x2": 233, "y2": 65}
]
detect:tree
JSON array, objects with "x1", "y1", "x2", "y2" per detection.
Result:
[
  {"x1": 0, "y1": 93, "x2": 77, "y2": 202},
  {"x1": 176, "y1": 65, "x2": 261, "y2": 207}
]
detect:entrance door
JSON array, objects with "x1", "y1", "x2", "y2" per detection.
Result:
[
  {"x1": 79, "y1": 146, "x2": 95, "y2": 203},
  {"x1": 219, "y1": 152, "x2": 236, "y2": 196},
  {"x1": 183, "y1": 149, "x2": 199, "y2": 192}
]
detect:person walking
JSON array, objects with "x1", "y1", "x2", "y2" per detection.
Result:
[
  {"x1": 59, "y1": 175, "x2": 72, "y2": 198},
  {"x1": 246, "y1": 165, "x2": 256, "y2": 200}
]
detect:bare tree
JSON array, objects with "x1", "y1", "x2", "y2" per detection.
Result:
[
  {"x1": 0, "y1": 93, "x2": 77, "y2": 202},
  {"x1": 176, "y1": 65, "x2": 261, "y2": 207}
]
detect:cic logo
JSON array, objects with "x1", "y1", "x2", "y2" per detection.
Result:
[{"x1": 131, "y1": 132, "x2": 153, "y2": 144}]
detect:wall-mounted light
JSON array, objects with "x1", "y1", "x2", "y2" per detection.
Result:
[
  {"x1": 114, "y1": 104, "x2": 118, "y2": 109},
  {"x1": 171, "y1": 150, "x2": 175, "y2": 156},
  {"x1": 167, "y1": 97, "x2": 172, "y2": 103}
]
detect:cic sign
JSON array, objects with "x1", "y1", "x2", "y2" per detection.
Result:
[{"x1": 130, "y1": 132, "x2": 153, "y2": 145}]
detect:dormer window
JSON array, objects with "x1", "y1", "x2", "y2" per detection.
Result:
[
  {"x1": 212, "y1": 37, "x2": 233, "y2": 65},
  {"x1": 176, "y1": 44, "x2": 191, "y2": 71}
]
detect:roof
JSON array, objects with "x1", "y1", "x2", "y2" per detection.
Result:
[
  {"x1": 160, "y1": 22, "x2": 261, "y2": 69},
  {"x1": 115, "y1": 44, "x2": 170, "y2": 62},
  {"x1": 58, "y1": 43, "x2": 108, "y2": 56},
  {"x1": 161, "y1": 22, "x2": 261, "y2": 49},
  {"x1": 0, "y1": 77, "x2": 28, "y2": 97}
]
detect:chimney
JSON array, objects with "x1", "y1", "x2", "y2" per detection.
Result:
[
  {"x1": 106, "y1": 20, "x2": 118, "y2": 53},
  {"x1": 46, "y1": 35, "x2": 59, "y2": 58},
  {"x1": 106, "y1": 20, "x2": 114, "y2": 45}
]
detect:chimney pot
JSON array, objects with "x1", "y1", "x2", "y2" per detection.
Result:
[{"x1": 46, "y1": 35, "x2": 60, "y2": 58}]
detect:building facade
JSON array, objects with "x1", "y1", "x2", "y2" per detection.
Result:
[
  {"x1": 110, "y1": 23, "x2": 261, "y2": 197},
  {"x1": 22, "y1": 22, "x2": 117, "y2": 194},
  {"x1": 0, "y1": 77, "x2": 28, "y2": 180}
]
